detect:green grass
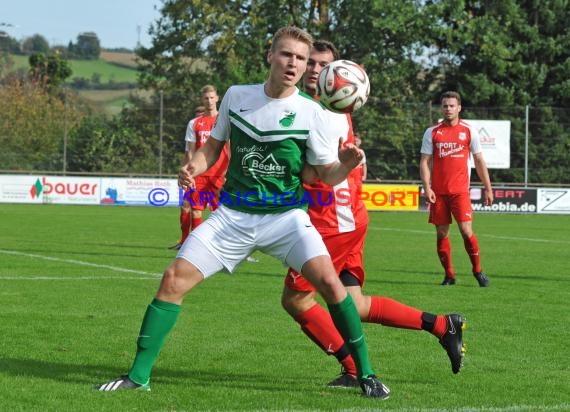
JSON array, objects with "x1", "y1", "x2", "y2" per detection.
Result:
[
  {"x1": 0, "y1": 204, "x2": 569, "y2": 411},
  {"x1": 8, "y1": 54, "x2": 138, "y2": 84},
  {"x1": 66, "y1": 59, "x2": 138, "y2": 84}
]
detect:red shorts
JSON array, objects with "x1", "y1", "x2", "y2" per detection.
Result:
[
  {"x1": 428, "y1": 192, "x2": 473, "y2": 225},
  {"x1": 284, "y1": 224, "x2": 367, "y2": 292},
  {"x1": 183, "y1": 175, "x2": 225, "y2": 211}
]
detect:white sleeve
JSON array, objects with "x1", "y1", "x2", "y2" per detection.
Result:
[
  {"x1": 420, "y1": 127, "x2": 434, "y2": 155},
  {"x1": 184, "y1": 119, "x2": 197, "y2": 151},
  {"x1": 306, "y1": 109, "x2": 349, "y2": 165},
  {"x1": 210, "y1": 87, "x2": 232, "y2": 142},
  {"x1": 468, "y1": 123, "x2": 483, "y2": 154}
]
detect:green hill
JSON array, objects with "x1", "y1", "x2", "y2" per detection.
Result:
[
  {"x1": 6, "y1": 52, "x2": 142, "y2": 115},
  {"x1": 7, "y1": 53, "x2": 138, "y2": 84}
]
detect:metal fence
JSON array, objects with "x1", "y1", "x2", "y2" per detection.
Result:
[{"x1": 2, "y1": 98, "x2": 569, "y2": 185}]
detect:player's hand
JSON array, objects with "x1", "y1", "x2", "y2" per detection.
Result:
[
  {"x1": 425, "y1": 188, "x2": 436, "y2": 204},
  {"x1": 178, "y1": 164, "x2": 196, "y2": 190},
  {"x1": 337, "y1": 138, "x2": 364, "y2": 170},
  {"x1": 485, "y1": 188, "x2": 494, "y2": 206}
]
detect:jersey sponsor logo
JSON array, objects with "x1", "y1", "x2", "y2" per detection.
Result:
[
  {"x1": 278, "y1": 111, "x2": 296, "y2": 128},
  {"x1": 241, "y1": 152, "x2": 287, "y2": 177},
  {"x1": 435, "y1": 142, "x2": 465, "y2": 158}
]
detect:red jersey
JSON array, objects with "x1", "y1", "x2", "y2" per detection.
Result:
[
  {"x1": 185, "y1": 114, "x2": 229, "y2": 178},
  {"x1": 305, "y1": 114, "x2": 369, "y2": 234},
  {"x1": 420, "y1": 120, "x2": 482, "y2": 195}
]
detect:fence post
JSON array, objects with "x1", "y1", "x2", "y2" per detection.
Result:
[
  {"x1": 524, "y1": 105, "x2": 529, "y2": 187},
  {"x1": 63, "y1": 88, "x2": 68, "y2": 175},
  {"x1": 159, "y1": 90, "x2": 164, "y2": 177}
]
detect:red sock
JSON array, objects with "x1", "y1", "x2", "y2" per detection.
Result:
[
  {"x1": 464, "y1": 234, "x2": 482, "y2": 273},
  {"x1": 432, "y1": 316, "x2": 448, "y2": 338},
  {"x1": 191, "y1": 216, "x2": 203, "y2": 230},
  {"x1": 367, "y1": 296, "x2": 422, "y2": 329},
  {"x1": 295, "y1": 304, "x2": 357, "y2": 376},
  {"x1": 179, "y1": 211, "x2": 191, "y2": 243},
  {"x1": 437, "y1": 236, "x2": 454, "y2": 278}
]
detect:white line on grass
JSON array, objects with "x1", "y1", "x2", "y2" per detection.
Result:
[
  {"x1": 0, "y1": 275, "x2": 160, "y2": 280},
  {"x1": 0, "y1": 249, "x2": 161, "y2": 278},
  {"x1": 346, "y1": 403, "x2": 570, "y2": 412},
  {"x1": 369, "y1": 226, "x2": 570, "y2": 244}
]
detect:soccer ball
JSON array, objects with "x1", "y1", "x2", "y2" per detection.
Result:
[{"x1": 317, "y1": 60, "x2": 370, "y2": 113}]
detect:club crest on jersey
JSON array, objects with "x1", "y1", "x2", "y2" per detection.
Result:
[
  {"x1": 279, "y1": 111, "x2": 296, "y2": 128},
  {"x1": 459, "y1": 132, "x2": 467, "y2": 141}
]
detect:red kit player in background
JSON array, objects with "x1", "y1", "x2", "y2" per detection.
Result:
[
  {"x1": 420, "y1": 91, "x2": 493, "y2": 287},
  {"x1": 280, "y1": 40, "x2": 467, "y2": 388},
  {"x1": 170, "y1": 85, "x2": 229, "y2": 250}
]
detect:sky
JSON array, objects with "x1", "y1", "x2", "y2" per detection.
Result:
[{"x1": 2, "y1": 0, "x2": 163, "y2": 49}]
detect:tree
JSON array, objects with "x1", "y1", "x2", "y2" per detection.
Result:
[
  {"x1": 67, "y1": 114, "x2": 157, "y2": 173},
  {"x1": 75, "y1": 32, "x2": 101, "y2": 59},
  {"x1": 21, "y1": 34, "x2": 50, "y2": 54},
  {"x1": 0, "y1": 79, "x2": 86, "y2": 171},
  {"x1": 29, "y1": 52, "x2": 73, "y2": 90},
  {"x1": 426, "y1": 0, "x2": 570, "y2": 183},
  {"x1": 132, "y1": 0, "x2": 439, "y2": 178},
  {"x1": 0, "y1": 31, "x2": 21, "y2": 53}
]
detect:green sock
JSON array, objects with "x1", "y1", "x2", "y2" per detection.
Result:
[
  {"x1": 328, "y1": 294, "x2": 375, "y2": 380},
  {"x1": 128, "y1": 298, "x2": 181, "y2": 385}
]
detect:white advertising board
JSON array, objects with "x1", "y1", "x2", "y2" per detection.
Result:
[
  {"x1": 537, "y1": 188, "x2": 570, "y2": 214},
  {"x1": 99, "y1": 177, "x2": 180, "y2": 206},
  {"x1": 0, "y1": 175, "x2": 100, "y2": 204},
  {"x1": 467, "y1": 120, "x2": 511, "y2": 169}
]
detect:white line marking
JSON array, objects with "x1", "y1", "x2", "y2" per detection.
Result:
[
  {"x1": 350, "y1": 403, "x2": 570, "y2": 412},
  {"x1": 0, "y1": 249, "x2": 161, "y2": 278},
  {"x1": 0, "y1": 275, "x2": 159, "y2": 280},
  {"x1": 368, "y1": 227, "x2": 570, "y2": 244}
]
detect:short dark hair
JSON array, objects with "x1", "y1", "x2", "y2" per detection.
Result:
[
  {"x1": 441, "y1": 91, "x2": 461, "y2": 104},
  {"x1": 313, "y1": 40, "x2": 340, "y2": 60}
]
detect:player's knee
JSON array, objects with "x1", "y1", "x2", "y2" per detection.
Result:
[
  {"x1": 317, "y1": 274, "x2": 345, "y2": 302},
  {"x1": 281, "y1": 288, "x2": 316, "y2": 316},
  {"x1": 159, "y1": 263, "x2": 202, "y2": 298},
  {"x1": 281, "y1": 294, "x2": 299, "y2": 316}
]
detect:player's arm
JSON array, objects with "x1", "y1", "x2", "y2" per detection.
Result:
[
  {"x1": 183, "y1": 142, "x2": 196, "y2": 165},
  {"x1": 182, "y1": 118, "x2": 198, "y2": 165},
  {"x1": 473, "y1": 152, "x2": 493, "y2": 205},
  {"x1": 313, "y1": 139, "x2": 364, "y2": 186},
  {"x1": 179, "y1": 137, "x2": 225, "y2": 189},
  {"x1": 420, "y1": 153, "x2": 436, "y2": 203},
  {"x1": 419, "y1": 127, "x2": 436, "y2": 203}
]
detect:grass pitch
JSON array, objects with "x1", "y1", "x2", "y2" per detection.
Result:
[{"x1": 0, "y1": 204, "x2": 569, "y2": 411}]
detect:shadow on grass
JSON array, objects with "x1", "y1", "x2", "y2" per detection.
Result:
[{"x1": 0, "y1": 357, "x2": 309, "y2": 392}]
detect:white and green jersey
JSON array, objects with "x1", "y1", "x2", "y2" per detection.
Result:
[{"x1": 210, "y1": 83, "x2": 347, "y2": 214}]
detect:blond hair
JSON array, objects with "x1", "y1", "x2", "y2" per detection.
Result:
[
  {"x1": 200, "y1": 84, "x2": 217, "y2": 95},
  {"x1": 271, "y1": 26, "x2": 313, "y2": 52}
]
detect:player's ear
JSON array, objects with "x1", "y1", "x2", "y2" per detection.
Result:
[{"x1": 267, "y1": 50, "x2": 273, "y2": 65}]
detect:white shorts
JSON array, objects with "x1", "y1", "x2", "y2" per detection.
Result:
[{"x1": 176, "y1": 205, "x2": 329, "y2": 278}]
